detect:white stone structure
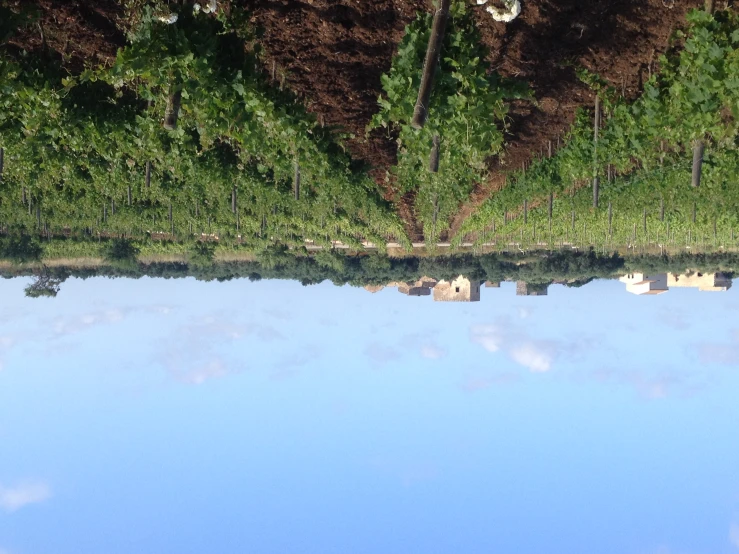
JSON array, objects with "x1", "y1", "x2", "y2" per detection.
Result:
[
  {"x1": 667, "y1": 272, "x2": 732, "y2": 292},
  {"x1": 433, "y1": 276, "x2": 481, "y2": 302},
  {"x1": 619, "y1": 273, "x2": 669, "y2": 296}
]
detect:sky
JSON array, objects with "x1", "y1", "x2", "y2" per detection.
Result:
[{"x1": 1, "y1": 274, "x2": 739, "y2": 554}]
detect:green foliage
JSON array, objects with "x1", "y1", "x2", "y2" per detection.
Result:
[
  {"x1": 24, "y1": 271, "x2": 64, "y2": 298},
  {"x1": 189, "y1": 241, "x2": 216, "y2": 266},
  {"x1": 370, "y1": 1, "x2": 528, "y2": 245},
  {"x1": 0, "y1": 4, "x2": 409, "y2": 257},
  {"x1": 0, "y1": 234, "x2": 42, "y2": 264},
  {"x1": 104, "y1": 238, "x2": 140, "y2": 261},
  {"x1": 456, "y1": 8, "x2": 739, "y2": 250}
]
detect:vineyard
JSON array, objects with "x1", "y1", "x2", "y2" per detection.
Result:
[
  {"x1": 0, "y1": 0, "x2": 737, "y2": 268},
  {"x1": 0, "y1": 1, "x2": 409, "y2": 260},
  {"x1": 454, "y1": 9, "x2": 739, "y2": 253}
]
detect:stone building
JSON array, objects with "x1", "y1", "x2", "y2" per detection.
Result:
[
  {"x1": 388, "y1": 276, "x2": 438, "y2": 297},
  {"x1": 516, "y1": 281, "x2": 549, "y2": 296},
  {"x1": 363, "y1": 285, "x2": 385, "y2": 294},
  {"x1": 667, "y1": 272, "x2": 732, "y2": 292},
  {"x1": 619, "y1": 273, "x2": 669, "y2": 295},
  {"x1": 484, "y1": 281, "x2": 501, "y2": 288},
  {"x1": 620, "y1": 272, "x2": 732, "y2": 295},
  {"x1": 433, "y1": 276, "x2": 481, "y2": 302}
]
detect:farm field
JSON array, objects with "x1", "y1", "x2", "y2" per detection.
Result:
[{"x1": 1, "y1": 0, "x2": 738, "y2": 276}]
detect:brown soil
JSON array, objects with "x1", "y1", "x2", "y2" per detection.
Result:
[
  {"x1": 240, "y1": 0, "x2": 430, "y2": 176},
  {"x1": 3, "y1": 0, "x2": 125, "y2": 71},
  {"x1": 239, "y1": 0, "x2": 431, "y2": 240}
]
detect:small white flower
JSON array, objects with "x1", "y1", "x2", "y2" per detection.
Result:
[
  {"x1": 202, "y1": 0, "x2": 217, "y2": 13},
  {"x1": 476, "y1": 0, "x2": 487, "y2": 4},
  {"x1": 193, "y1": 3, "x2": 201, "y2": 13},
  {"x1": 486, "y1": 0, "x2": 521, "y2": 22},
  {"x1": 157, "y1": 13, "x2": 178, "y2": 24}
]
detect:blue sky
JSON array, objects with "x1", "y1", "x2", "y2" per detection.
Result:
[{"x1": 1, "y1": 275, "x2": 739, "y2": 554}]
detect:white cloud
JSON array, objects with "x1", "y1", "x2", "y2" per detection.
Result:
[
  {"x1": 0, "y1": 481, "x2": 51, "y2": 512},
  {"x1": 420, "y1": 344, "x2": 446, "y2": 360},
  {"x1": 53, "y1": 308, "x2": 130, "y2": 336},
  {"x1": 471, "y1": 323, "x2": 558, "y2": 373},
  {"x1": 730, "y1": 521, "x2": 739, "y2": 549},
  {"x1": 509, "y1": 342, "x2": 553, "y2": 372},
  {"x1": 174, "y1": 359, "x2": 229, "y2": 385},
  {"x1": 470, "y1": 325, "x2": 504, "y2": 353},
  {"x1": 517, "y1": 307, "x2": 532, "y2": 319}
]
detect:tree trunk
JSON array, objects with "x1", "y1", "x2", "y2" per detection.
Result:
[
  {"x1": 163, "y1": 87, "x2": 182, "y2": 131},
  {"x1": 692, "y1": 140, "x2": 704, "y2": 188},
  {"x1": 429, "y1": 135, "x2": 440, "y2": 173},
  {"x1": 705, "y1": 0, "x2": 715, "y2": 13},
  {"x1": 231, "y1": 187, "x2": 236, "y2": 213},
  {"x1": 524, "y1": 199, "x2": 528, "y2": 224},
  {"x1": 127, "y1": 185, "x2": 132, "y2": 206},
  {"x1": 411, "y1": 0, "x2": 451, "y2": 129}
]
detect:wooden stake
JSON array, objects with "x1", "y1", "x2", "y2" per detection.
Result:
[
  {"x1": 608, "y1": 202, "x2": 613, "y2": 235},
  {"x1": 429, "y1": 135, "x2": 440, "y2": 173},
  {"x1": 643, "y1": 208, "x2": 647, "y2": 234},
  {"x1": 411, "y1": 0, "x2": 451, "y2": 129},
  {"x1": 524, "y1": 199, "x2": 528, "y2": 224},
  {"x1": 146, "y1": 161, "x2": 151, "y2": 188},
  {"x1": 692, "y1": 141, "x2": 704, "y2": 188},
  {"x1": 0, "y1": 147, "x2": 4, "y2": 182},
  {"x1": 163, "y1": 87, "x2": 182, "y2": 131},
  {"x1": 127, "y1": 185, "x2": 132, "y2": 206},
  {"x1": 593, "y1": 95, "x2": 600, "y2": 208},
  {"x1": 293, "y1": 160, "x2": 301, "y2": 200}
]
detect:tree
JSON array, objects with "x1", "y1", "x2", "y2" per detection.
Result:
[
  {"x1": 0, "y1": 234, "x2": 42, "y2": 264},
  {"x1": 24, "y1": 270, "x2": 64, "y2": 298}
]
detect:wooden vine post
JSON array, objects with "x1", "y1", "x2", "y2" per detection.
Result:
[
  {"x1": 145, "y1": 161, "x2": 151, "y2": 188},
  {"x1": 593, "y1": 95, "x2": 600, "y2": 207},
  {"x1": 692, "y1": 0, "x2": 715, "y2": 187},
  {"x1": 0, "y1": 147, "x2": 4, "y2": 182},
  {"x1": 163, "y1": 86, "x2": 182, "y2": 131},
  {"x1": 429, "y1": 135, "x2": 440, "y2": 173},
  {"x1": 411, "y1": 0, "x2": 451, "y2": 129},
  {"x1": 293, "y1": 160, "x2": 301, "y2": 200},
  {"x1": 692, "y1": 140, "x2": 704, "y2": 188}
]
